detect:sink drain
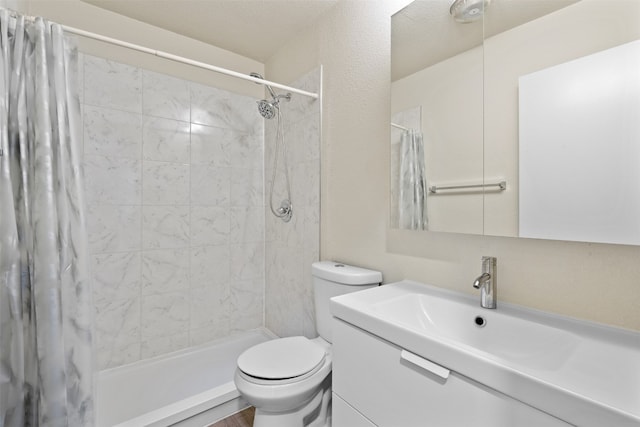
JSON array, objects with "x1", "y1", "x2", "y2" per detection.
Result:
[{"x1": 474, "y1": 316, "x2": 486, "y2": 328}]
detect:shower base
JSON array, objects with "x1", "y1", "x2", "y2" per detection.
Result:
[{"x1": 96, "y1": 329, "x2": 272, "y2": 427}]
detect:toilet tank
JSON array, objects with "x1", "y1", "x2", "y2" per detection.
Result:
[{"x1": 312, "y1": 261, "x2": 382, "y2": 343}]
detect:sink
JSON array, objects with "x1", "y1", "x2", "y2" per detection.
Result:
[
  {"x1": 330, "y1": 280, "x2": 640, "y2": 427},
  {"x1": 371, "y1": 293, "x2": 580, "y2": 370}
]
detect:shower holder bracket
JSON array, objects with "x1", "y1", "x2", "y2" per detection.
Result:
[{"x1": 277, "y1": 199, "x2": 293, "y2": 223}]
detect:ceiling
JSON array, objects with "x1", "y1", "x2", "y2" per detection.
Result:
[
  {"x1": 80, "y1": 0, "x2": 339, "y2": 63},
  {"x1": 392, "y1": 0, "x2": 580, "y2": 81},
  {"x1": 80, "y1": 0, "x2": 579, "y2": 79}
]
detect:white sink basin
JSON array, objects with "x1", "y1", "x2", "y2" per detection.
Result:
[
  {"x1": 331, "y1": 280, "x2": 640, "y2": 427},
  {"x1": 371, "y1": 293, "x2": 580, "y2": 370}
]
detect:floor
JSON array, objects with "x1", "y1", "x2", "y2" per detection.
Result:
[{"x1": 208, "y1": 407, "x2": 255, "y2": 427}]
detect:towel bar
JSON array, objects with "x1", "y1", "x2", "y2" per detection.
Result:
[{"x1": 428, "y1": 180, "x2": 506, "y2": 194}]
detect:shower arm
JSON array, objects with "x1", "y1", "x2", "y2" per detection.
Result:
[
  {"x1": 250, "y1": 73, "x2": 291, "y2": 102},
  {"x1": 264, "y1": 84, "x2": 278, "y2": 99}
]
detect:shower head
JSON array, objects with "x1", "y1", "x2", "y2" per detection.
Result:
[
  {"x1": 257, "y1": 99, "x2": 277, "y2": 120},
  {"x1": 249, "y1": 72, "x2": 292, "y2": 119},
  {"x1": 450, "y1": 0, "x2": 490, "y2": 23}
]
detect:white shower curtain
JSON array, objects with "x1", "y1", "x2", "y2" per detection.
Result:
[
  {"x1": 399, "y1": 130, "x2": 428, "y2": 230},
  {"x1": 0, "y1": 10, "x2": 94, "y2": 426}
]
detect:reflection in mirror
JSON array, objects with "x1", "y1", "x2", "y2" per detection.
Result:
[
  {"x1": 391, "y1": 0, "x2": 640, "y2": 245},
  {"x1": 392, "y1": 108, "x2": 428, "y2": 230},
  {"x1": 390, "y1": 0, "x2": 485, "y2": 234}
]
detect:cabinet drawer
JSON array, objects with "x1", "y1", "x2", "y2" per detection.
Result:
[
  {"x1": 333, "y1": 393, "x2": 377, "y2": 427},
  {"x1": 332, "y1": 318, "x2": 572, "y2": 427}
]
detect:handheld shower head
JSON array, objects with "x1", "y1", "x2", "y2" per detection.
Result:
[
  {"x1": 257, "y1": 99, "x2": 277, "y2": 119},
  {"x1": 249, "y1": 72, "x2": 292, "y2": 119},
  {"x1": 249, "y1": 72, "x2": 294, "y2": 222}
]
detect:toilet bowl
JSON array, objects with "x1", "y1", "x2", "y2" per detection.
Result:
[
  {"x1": 234, "y1": 261, "x2": 382, "y2": 427},
  {"x1": 234, "y1": 337, "x2": 332, "y2": 427}
]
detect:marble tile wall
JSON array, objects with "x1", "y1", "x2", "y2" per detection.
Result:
[
  {"x1": 80, "y1": 54, "x2": 265, "y2": 369},
  {"x1": 265, "y1": 68, "x2": 322, "y2": 338}
]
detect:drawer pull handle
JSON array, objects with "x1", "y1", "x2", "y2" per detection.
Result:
[{"x1": 400, "y1": 350, "x2": 450, "y2": 380}]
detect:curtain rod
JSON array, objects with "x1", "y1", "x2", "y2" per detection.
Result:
[{"x1": 61, "y1": 25, "x2": 319, "y2": 100}]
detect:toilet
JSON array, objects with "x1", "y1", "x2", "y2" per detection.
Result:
[{"x1": 234, "y1": 261, "x2": 382, "y2": 427}]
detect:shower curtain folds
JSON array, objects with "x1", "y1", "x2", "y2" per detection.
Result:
[
  {"x1": 0, "y1": 9, "x2": 94, "y2": 426},
  {"x1": 399, "y1": 130, "x2": 428, "y2": 230}
]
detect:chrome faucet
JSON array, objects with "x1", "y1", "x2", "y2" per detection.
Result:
[{"x1": 473, "y1": 256, "x2": 497, "y2": 309}]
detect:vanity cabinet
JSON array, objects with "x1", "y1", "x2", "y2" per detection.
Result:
[
  {"x1": 331, "y1": 318, "x2": 572, "y2": 427},
  {"x1": 333, "y1": 393, "x2": 377, "y2": 427}
]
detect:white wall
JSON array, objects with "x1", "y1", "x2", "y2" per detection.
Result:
[{"x1": 268, "y1": 0, "x2": 640, "y2": 332}]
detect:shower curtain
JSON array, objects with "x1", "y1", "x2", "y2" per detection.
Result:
[
  {"x1": 399, "y1": 129, "x2": 428, "y2": 230},
  {"x1": 0, "y1": 10, "x2": 94, "y2": 427}
]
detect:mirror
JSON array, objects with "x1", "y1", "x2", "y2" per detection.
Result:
[
  {"x1": 391, "y1": 0, "x2": 640, "y2": 245},
  {"x1": 391, "y1": 0, "x2": 485, "y2": 234}
]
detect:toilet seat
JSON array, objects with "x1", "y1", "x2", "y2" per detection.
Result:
[{"x1": 237, "y1": 336, "x2": 326, "y2": 383}]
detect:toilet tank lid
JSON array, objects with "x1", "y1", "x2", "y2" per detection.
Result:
[{"x1": 312, "y1": 261, "x2": 382, "y2": 285}]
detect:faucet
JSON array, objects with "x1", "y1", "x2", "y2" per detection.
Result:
[{"x1": 473, "y1": 256, "x2": 497, "y2": 309}]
